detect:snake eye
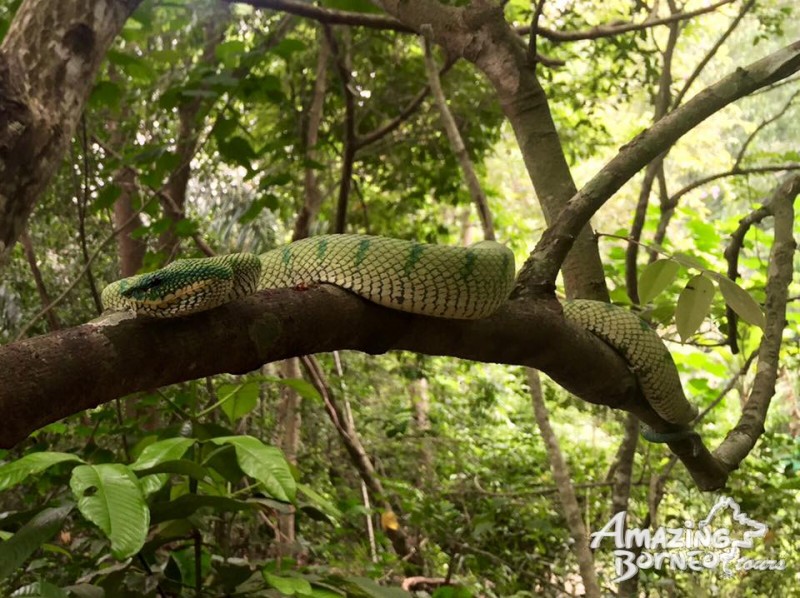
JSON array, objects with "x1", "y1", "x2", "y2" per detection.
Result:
[{"x1": 144, "y1": 274, "x2": 163, "y2": 290}]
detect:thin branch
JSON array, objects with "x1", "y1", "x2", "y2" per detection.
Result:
[
  {"x1": 723, "y1": 202, "x2": 773, "y2": 354},
  {"x1": 293, "y1": 29, "x2": 330, "y2": 241},
  {"x1": 13, "y1": 194, "x2": 158, "y2": 341},
  {"x1": 323, "y1": 25, "x2": 357, "y2": 234},
  {"x1": 625, "y1": 11, "x2": 679, "y2": 304},
  {"x1": 733, "y1": 88, "x2": 800, "y2": 169},
  {"x1": 77, "y1": 117, "x2": 103, "y2": 314},
  {"x1": 421, "y1": 35, "x2": 495, "y2": 240},
  {"x1": 526, "y1": 369, "x2": 601, "y2": 597},
  {"x1": 672, "y1": 0, "x2": 755, "y2": 109},
  {"x1": 19, "y1": 230, "x2": 61, "y2": 331},
  {"x1": 527, "y1": 0, "x2": 546, "y2": 65},
  {"x1": 227, "y1": 0, "x2": 734, "y2": 43},
  {"x1": 224, "y1": 0, "x2": 415, "y2": 32},
  {"x1": 516, "y1": 0, "x2": 736, "y2": 41},
  {"x1": 668, "y1": 163, "x2": 800, "y2": 206},
  {"x1": 355, "y1": 57, "x2": 457, "y2": 150},
  {"x1": 516, "y1": 40, "x2": 800, "y2": 292}
]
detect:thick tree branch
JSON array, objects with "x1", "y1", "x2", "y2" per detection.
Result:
[
  {"x1": 0, "y1": 0, "x2": 143, "y2": 265},
  {"x1": 0, "y1": 289, "x2": 729, "y2": 489},
  {"x1": 518, "y1": 40, "x2": 800, "y2": 291}
]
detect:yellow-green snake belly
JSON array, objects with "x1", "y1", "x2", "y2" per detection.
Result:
[{"x1": 101, "y1": 233, "x2": 696, "y2": 426}]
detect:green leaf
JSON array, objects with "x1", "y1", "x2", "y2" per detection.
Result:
[
  {"x1": 710, "y1": 273, "x2": 766, "y2": 329},
  {"x1": 218, "y1": 381, "x2": 260, "y2": 425},
  {"x1": 263, "y1": 572, "x2": 313, "y2": 596},
  {"x1": 675, "y1": 274, "x2": 715, "y2": 341},
  {"x1": 215, "y1": 40, "x2": 247, "y2": 68},
  {"x1": 133, "y1": 459, "x2": 208, "y2": 482},
  {"x1": 150, "y1": 494, "x2": 254, "y2": 525},
  {"x1": 106, "y1": 50, "x2": 155, "y2": 82},
  {"x1": 638, "y1": 259, "x2": 680, "y2": 304},
  {"x1": 339, "y1": 576, "x2": 411, "y2": 598},
  {"x1": 130, "y1": 437, "x2": 194, "y2": 471},
  {"x1": 61, "y1": 585, "x2": 104, "y2": 598},
  {"x1": 278, "y1": 378, "x2": 322, "y2": 403},
  {"x1": 298, "y1": 483, "x2": 343, "y2": 520},
  {"x1": 91, "y1": 184, "x2": 122, "y2": 213},
  {"x1": 687, "y1": 219, "x2": 720, "y2": 252},
  {"x1": 0, "y1": 452, "x2": 83, "y2": 491},
  {"x1": 89, "y1": 81, "x2": 122, "y2": 111},
  {"x1": 70, "y1": 464, "x2": 149, "y2": 560},
  {"x1": 271, "y1": 38, "x2": 306, "y2": 60},
  {"x1": 10, "y1": 582, "x2": 69, "y2": 598},
  {"x1": 0, "y1": 505, "x2": 73, "y2": 581},
  {"x1": 218, "y1": 136, "x2": 256, "y2": 168},
  {"x1": 209, "y1": 436, "x2": 296, "y2": 502}
]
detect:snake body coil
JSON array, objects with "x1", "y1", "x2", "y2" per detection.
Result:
[{"x1": 101, "y1": 234, "x2": 696, "y2": 426}]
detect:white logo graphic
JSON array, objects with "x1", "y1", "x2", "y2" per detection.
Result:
[{"x1": 590, "y1": 496, "x2": 786, "y2": 582}]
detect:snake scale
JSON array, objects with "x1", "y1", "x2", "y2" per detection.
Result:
[{"x1": 101, "y1": 234, "x2": 697, "y2": 426}]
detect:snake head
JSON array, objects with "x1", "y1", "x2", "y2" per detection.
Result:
[{"x1": 102, "y1": 254, "x2": 262, "y2": 318}]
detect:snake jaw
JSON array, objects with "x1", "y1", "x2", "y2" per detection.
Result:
[{"x1": 124, "y1": 278, "x2": 233, "y2": 317}]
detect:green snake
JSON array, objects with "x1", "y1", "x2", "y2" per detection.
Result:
[{"x1": 101, "y1": 234, "x2": 697, "y2": 427}]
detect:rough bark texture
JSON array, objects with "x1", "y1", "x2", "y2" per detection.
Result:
[
  {"x1": 0, "y1": 287, "x2": 728, "y2": 489},
  {"x1": 0, "y1": 0, "x2": 142, "y2": 265}
]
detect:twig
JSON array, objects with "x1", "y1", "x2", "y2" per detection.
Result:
[
  {"x1": 14, "y1": 194, "x2": 158, "y2": 341},
  {"x1": 515, "y1": 41, "x2": 800, "y2": 293},
  {"x1": 323, "y1": 25, "x2": 356, "y2": 234},
  {"x1": 19, "y1": 230, "x2": 61, "y2": 331},
  {"x1": 516, "y1": 0, "x2": 736, "y2": 41},
  {"x1": 421, "y1": 35, "x2": 495, "y2": 240},
  {"x1": 715, "y1": 173, "x2": 800, "y2": 468},
  {"x1": 723, "y1": 202, "x2": 774, "y2": 353},
  {"x1": 672, "y1": 0, "x2": 755, "y2": 109},
  {"x1": 733, "y1": 88, "x2": 800, "y2": 169}
]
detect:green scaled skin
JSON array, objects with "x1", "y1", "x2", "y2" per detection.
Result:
[
  {"x1": 101, "y1": 253, "x2": 262, "y2": 317},
  {"x1": 101, "y1": 233, "x2": 696, "y2": 427}
]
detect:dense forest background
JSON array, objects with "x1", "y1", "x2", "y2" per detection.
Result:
[{"x1": 0, "y1": 0, "x2": 798, "y2": 596}]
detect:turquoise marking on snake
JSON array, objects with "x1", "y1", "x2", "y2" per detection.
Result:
[
  {"x1": 403, "y1": 243, "x2": 425, "y2": 277},
  {"x1": 354, "y1": 238, "x2": 370, "y2": 267},
  {"x1": 316, "y1": 238, "x2": 328, "y2": 261},
  {"x1": 460, "y1": 250, "x2": 477, "y2": 281},
  {"x1": 100, "y1": 233, "x2": 697, "y2": 427}
]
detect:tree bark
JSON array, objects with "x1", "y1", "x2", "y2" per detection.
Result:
[{"x1": 0, "y1": 0, "x2": 143, "y2": 266}]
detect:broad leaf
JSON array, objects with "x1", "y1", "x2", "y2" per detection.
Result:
[
  {"x1": 10, "y1": 582, "x2": 69, "y2": 598},
  {"x1": 675, "y1": 274, "x2": 715, "y2": 340},
  {"x1": 218, "y1": 382, "x2": 260, "y2": 425},
  {"x1": 209, "y1": 436, "x2": 296, "y2": 502},
  {"x1": 263, "y1": 571, "x2": 313, "y2": 596},
  {"x1": 130, "y1": 437, "x2": 194, "y2": 471},
  {"x1": 150, "y1": 494, "x2": 255, "y2": 525},
  {"x1": 711, "y1": 273, "x2": 766, "y2": 329},
  {"x1": 0, "y1": 505, "x2": 73, "y2": 581},
  {"x1": 0, "y1": 452, "x2": 83, "y2": 491},
  {"x1": 638, "y1": 259, "x2": 680, "y2": 304},
  {"x1": 70, "y1": 464, "x2": 149, "y2": 560}
]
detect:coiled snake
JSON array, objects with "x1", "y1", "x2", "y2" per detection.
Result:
[{"x1": 101, "y1": 234, "x2": 697, "y2": 429}]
